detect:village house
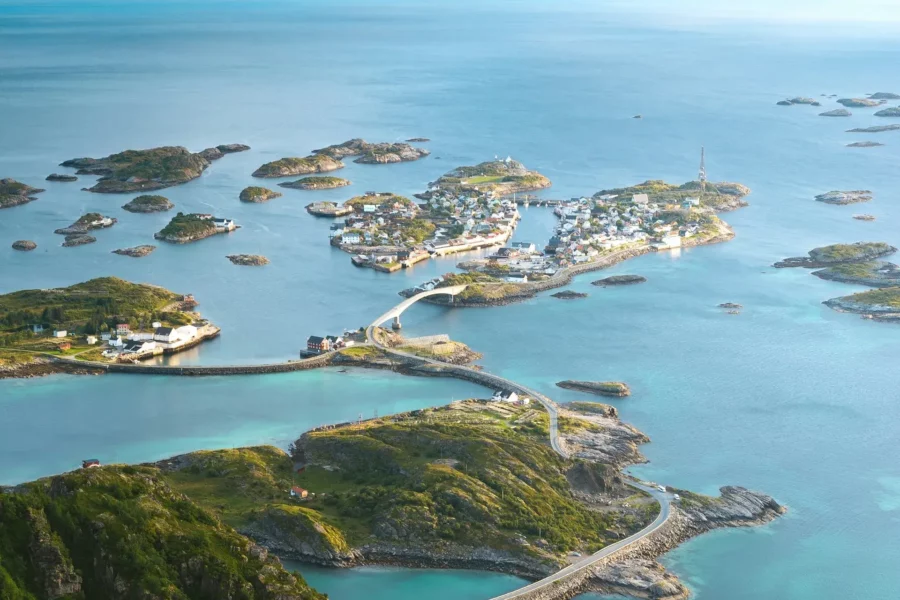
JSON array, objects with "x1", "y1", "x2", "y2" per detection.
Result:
[
  {"x1": 85, "y1": 335, "x2": 98, "y2": 345},
  {"x1": 306, "y1": 336, "x2": 332, "y2": 354},
  {"x1": 290, "y1": 486, "x2": 309, "y2": 499},
  {"x1": 82, "y1": 459, "x2": 101, "y2": 469},
  {"x1": 57, "y1": 341, "x2": 71, "y2": 351},
  {"x1": 116, "y1": 323, "x2": 130, "y2": 336},
  {"x1": 212, "y1": 218, "x2": 236, "y2": 231},
  {"x1": 53, "y1": 329, "x2": 67, "y2": 338},
  {"x1": 153, "y1": 327, "x2": 178, "y2": 344}
]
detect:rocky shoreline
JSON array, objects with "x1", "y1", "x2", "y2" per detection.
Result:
[
  {"x1": 557, "y1": 380, "x2": 631, "y2": 397},
  {"x1": 0, "y1": 356, "x2": 104, "y2": 380},
  {"x1": 227, "y1": 254, "x2": 269, "y2": 266},
  {"x1": 814, "y1": 190, "x2": 872, "y2": 205},
  {"x1": 774, "y1": 242, "x2": 896, "y2": 268},
  {"x1": 0, "y1": 178, "x2": 44, "y2": 209},
  {"x1": 112, "y1": 245, "x2": 156, "y2": 258},
  {"x1": 592, "y1": 274, "x2": 646, "y2": 286}
]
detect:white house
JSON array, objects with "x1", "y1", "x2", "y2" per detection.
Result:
[
  {"x1": 632, "y1": 193, "x2": 649, "y2": 206},
  {"x1": 213, "y1": 218, "x2": 236, "y2": 231},
  {"x1": 53, "y1": 330, "x2": 67, "y2": 338},
  {"x1": 86, "y1": 335, "x2": 98, "y2": 345},
  {"x1": 175, "y1": 325, "x2": 198, "y2": 341},
  {"x1": 342, "y1": 232, "x2": 361, "y2": 244},
  {"x1": 108, "y1": 337, "x2": 124, "y2": 348},
  {"x1": 152, "y1": 321, "x2": 162, "y2": 329},
  {"x1": 153, "y1": 327, "x2": 178, "y2": 344},
  {"x1": 363, "y1": 204, "x2": 376, "y2": 213},
  {"x1": 121, "y1": 340, "x2": 156, "y2": 355}
]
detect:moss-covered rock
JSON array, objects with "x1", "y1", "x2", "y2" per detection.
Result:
[
  {"x1": 252, "y1": 155, "x2": 343, "y2": 178},
  {"x1": 122, "y1": 194, "x2": 174, "y2": 213},
  {"x1": 240, "y1": 186, "x2": 282, "y2": 203}
]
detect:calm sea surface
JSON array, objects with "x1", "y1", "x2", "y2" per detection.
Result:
[{"x1": 2, "y1": 2, "x2": 900, "y2": 598}]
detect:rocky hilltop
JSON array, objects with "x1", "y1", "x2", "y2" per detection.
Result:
[
  {"x1": 774, "y1": 242, "x2": 896, "y2": 268},
  {"x1": 240, "y1": 186, "x2": 282, "y2": 203},
  {"x1": 420, "y1": 158, "x2": 551, "y2": 199},
  {"x1": 557, "y1": 380, "x2": 631, "y2": 397},
  {"x1": 54, "y1": 213, "x2": 117, "y2": 235},
  {"x1": 0, "y1": 466, "x2": 323, "y2": 600},
  {"x1": 60, "y1": 144, "x2": 242, "y2": 193},
  {"x1": 122, "y1": 194, "x2": 174, "y2": 213},
  {"x1": 279, "y1": 176, "x2": 351, "y2": 190},
  {"x1": 313, "y1": 138, "x2": 430, "y2": 164},
  {"x1": 0, "y1": 178, "x2": 44, "y2": 209},
  {"x1": 814, "y1": 190, "x2": 872, "y2": 205},
  {"x1": 252, "y1": 154, "x2": 344, "y2": 178}
]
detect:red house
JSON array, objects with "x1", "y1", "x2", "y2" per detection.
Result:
[
  {"x1": 306, "y1": 336, "x2": 332, "y2": 353},
  {"x1": 82, "y1": 459, "x2": 101, "y2": 469},
  {"x1": 57, "y1": 341, "x2": 72, "y2": 351},
  {"x1": 290, "y1": 486, "x2": 308, "y2": 499}
]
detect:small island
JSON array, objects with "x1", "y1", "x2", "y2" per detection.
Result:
[
  {"x1": 60, "y1": 144, "x2": 243, "y2": 193},
  {"x1": 239, "y1": 186, "x2": 282, "y2": 203},
  {"x1": 418, "y1": 158, "x2": 551, "y2": 199},
  {"x1": 122, "y1": 194, "x2": 174, "y2": 213},
  {"x1": 853, "y1": 214, "x2": 876, "y2": 221},
  {"x1": 551, "y1": 290, "x2": 588, "y2": 299},
  {"x1": 155, "y1": 212, "x2": 237, "y2": 244},
  {"x1": 718, "y1": 302, "x2": 743, "y2": 309},
  {"x1": 62, "y1": 234, "x2": 96, "y2": 247},
  {"x1": 868, "y1": 92, "x2": 900, "y2": 100},
  {"x1": 406, "y1": 137, "x2": 430, "y2": 142},
  {"x1": 837, "y1": 98, "x2": 884, "y2": 108},
  {"x1": 557, "y1": 380, "x2": 631, "y2": 397},
  {"x1": 252, "y1": 154, "x2": 343, "y2": 178},
  {"x1": 0, "y1": 178, "x2": 44, "y2": 209},
  {"x1": 227, "y1": 254, "x2": 269, "y2": 266},
  {"x1": 306, "y1": 201, "x2": 353, "y2": 217},
  {"x1": 592, "y1": 275, "x2": 646, "y2": 286},
  {"x1": 45, "y1": 173, "x2": 78, "y2": 182},
  {"x1": 54, "y1": 213, "x2": 117, "y2": 235},
  {"x1": 112, "y1": 245, "x2": 156, "y2": 258},
  {"x1": 774, "y1": 242, "x2": 896, "y2": 268},
  {"x1": 814, "y1": 190, "x2": 872, "y2": 205},
  {"x1": 777, "y1": 97, "x2": 819, "y2": 106},
  {"x1": 847, "y1": 141, "x2": 884, "y2": 148},
  {"x1": 874, "y1": 107, "x2": 900, "y2": 117},
  {"x1": 312, "y1": 138, "x2": 430, "y2": 164},
  {"x1": 820, "y1": 109, "x2": 851, "y2": 117},
  {"x1": 11, "y1": 240, "x2": 36, "y2": 251},
  {"x1": 846, "y1": 124, "x2": 900, "y2": 133},
  {"x1": 813, "y1": 261, "x2": 900, "y2": 288},
  {"x1": 824, "y1": 287, "x2": 900, "y2": 316},
  {"x1": 198, "y1": 143, "x2": 251, "y2": 161},
  {"x1": 279, "y1": 176, "x2": 351, "y2": 190}
]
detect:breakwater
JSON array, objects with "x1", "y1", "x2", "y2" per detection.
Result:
[{"x1": 50, "y1": 351, "x2": 334, "y2": 376}]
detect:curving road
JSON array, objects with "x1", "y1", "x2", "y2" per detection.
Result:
[{"x1": 367, "y1": 289, "x2": 673, "y2": 600}]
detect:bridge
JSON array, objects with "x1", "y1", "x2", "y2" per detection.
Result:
[{"x1": 369, "y1": 284, "x2": 468, "y2": 331}]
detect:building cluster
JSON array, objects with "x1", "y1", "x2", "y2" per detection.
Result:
[
  {"x1": 195, "y1": 214, "x2": 237, "y2": 231},
  {"x1": 490, "y1": 390, "x2": 531, "y2": 406},
  {"x1": 329, "y1": 189, "x2": 521, "y2": 271},
  {"x1": 305, "y1": 332, "x2": 356, "y2": 355},
  {"x1": 101, "y1": 322, "x2": 204, "y2": 360}
]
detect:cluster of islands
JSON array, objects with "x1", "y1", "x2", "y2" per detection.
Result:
[{"x1": 776, "y1": 92, "x2": 900, "y2": 148}]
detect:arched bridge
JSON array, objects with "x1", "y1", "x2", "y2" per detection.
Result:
[{"x1": 369, "y1": 284, "x2": 468, "y2": 330}]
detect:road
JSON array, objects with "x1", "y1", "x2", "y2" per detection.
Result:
[{"x1": 367, "y1": 289, "x2": 673, "y2": 600}]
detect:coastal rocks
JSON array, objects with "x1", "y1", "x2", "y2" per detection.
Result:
[
  {"x1": 551, "y1": 290, "x2": 588, "y2": 299},
  {"x1": 814, "y1": 190, "x2": 872, "y2": 205},
  {"x1": 279, "y1": 177, "x2": 351, "y2": 190},
  {"x1": 837, "y1": 98, "x2": 884, "y2": 108},
  {"x1": 12, "y1": 240, "x2": 37, "y2": 251},
  {"x1": 240, "y1": 507, "x2": 362, "y2": 567},
  {"x1": 239, "y1": 186, "x2": 282, "y2": 203},
  {"x1": 846, "y1": 124, "x2": 900, "y2": 133},
  {"x1": 306, "y1": 201, "x2": 353, "y2": 217},
  {"x1": 559, "y1": 407, "x2": 649, "y2": 467},
  {"x1": 62, "y1": 234, "x2": 96, "y2": 247},
  {"x1": 813, "y1": 261, "x2": 900, "y2": 288},
  {"x1": 819, "y1": 108, "x2": 851, "y2": 117},
  {"x1": 868, "y1": 92, "x2": 900, "y2": 100},
  {"x1": 874, "y1": 107, "x2": 900, "y2": 117},
  {"x1": 557, "y1": 380, "x2": 631, "y2": 397},
  {"x1": 252, "y1": 154, "x2": 344, "y2": 178},
  {"x1": 45, "y1": 173, "x2": 78, "y2": 182},
  {"x1": 122, "y1": 194, "x2": 174, "y2": 213},
  {"x1": 312, "y1": 139, "x2": 430, "y2": 164},
  {"x1": 112, "y1": 245, "x2": 156, "y2": 258},
  {"x1": 847, "y1": 141, "x2": 884, "y2": 147},
  {"x1": 61, "y1": 146, "x2": 216, "y2": 193},
  {"x1": 718, "y1": 302, "x2": 743, "y2": 309},
  {"x1": 777, "y1": 97, "x2": 818, "y2": 106},
  {"x1": 227, "y1": 254, "x2": 269, "y2": 266},
  {"x1": 592, "y1": 275, "x2": 646, "y2": 286},
  {"x1": 774, "y1": 242, "x2": 896, "y2": 268},
  {"x1": 588, "y1": 560, "x2": 689, "y2": 600},
  {"x1": 54, "y1": 213, "x2": 116, "y2": 235},
  {"x1": 199, "y1": 143, "x2": 250, "y2": 161},
  {"x1": 1, "y1": 178, "x2": 44, "y2": 209},
  {"x1": 853, "y1": 214, "x2": 876, "y2": 221},
  {"x1": 823, "y1": 288, "x2": 900, "y2": 315}
]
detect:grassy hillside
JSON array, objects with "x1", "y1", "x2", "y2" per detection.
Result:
[{"x1": 0, "y1": 466, "x2": 324, "y2": 600}]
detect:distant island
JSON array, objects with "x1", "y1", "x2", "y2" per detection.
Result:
[
  {"x1": 227, "y1": 254, "x2": 269, "y2": 266},
  {"x1": 112, "y1": 245, "x2": 156, "y2": 258},
  {"x1": 874, "y1": 107, "x2": 900, "y2": 117},
  {"x1": 551, "y1": 290, "x2": 588, "y2": 299},
  {"x1": 820, "y1": 109, "x2": 851, "y2": 117},
  {"x1": 62, "y1": 234, "x2": 96, "y2": 247},
  {"x1": 406, "y1": 137, "x2": 430, "y2": 142},
  {"x1": 312, "y1": 138, "x2": 430, "y2": 164},
  {"x1": 776, "y1": 97, "x2": 820, "y2": 106},
  {"x1": 60, "y1": 144, "x2": 248, "y2": 193},
  {"x1": 824, "y1": 288, "x2": 900, "y2": 319},
  {"x1": 868, "y1": 92, "x2": 900, "y2": 100},
  {"x1": 592, "y1": 275, "x2": 646, "y2": 286},
  {"x1": 239, "y1": 186, "x2": 282, "y2": 203},
  {"x1": 54, "y1": 213, "x2": 116, "y2": 235},
  {"x1": 0, "y1": 178, "x2": 44, "y2": 209},
  {"x1": 279, "y1": 176, "x2": 351, "y2": 190},
  {"x1": 155, "y1": 212, "x2": 237, "y2": 244},
  {"x1": 417, "y1": 158, "x2": 551, "y2": 199},
  {"x1": 252, "y1": 154, "x2": 343, "y2": 178},
  {"x1": 837, "y1": 98, "x2": 884, "y2": 108},
  {"x1": 557, "y1": 380, "x2": 631, "y2": 397},
  {"x1": 11, "y1": 240, "x2": 36, "y2": 251},
  {"x1": 846, "y1": 124, "x2": 900, "y2": 133},
  {"x1": 122, "y1": 194, "x2": 174, "y2": 213},
  {"x1": 45, "y1": 173, "x2": 78, "y2": 182},
  {"x1": 813, "y1": 261, "x2": 900, "y2": 288},
  {"x1": 814, "y1": 190, "x2": 872, "y2": 205},
  {"x1": 847, "y1": 141, "x2": 884, "y2": 148},
  {"x1": 774, "y1": 242, "x2": 896, "y2": 268}
]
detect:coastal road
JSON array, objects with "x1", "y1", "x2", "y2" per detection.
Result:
[{"x1": 488, "y1": 482, "x2": 672, "y2": 600}]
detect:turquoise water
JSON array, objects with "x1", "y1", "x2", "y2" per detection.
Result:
[{"x1": 2, "y1": 2, "x2": 900, "y2": 599}]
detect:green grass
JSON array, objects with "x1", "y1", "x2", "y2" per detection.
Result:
[
  {"x1": 843, "y1": 287, "x2": 900, "y2": 308},
  {"x1": 464, "y1": 175, "x2": 505, "y2": 184},
  {"x1": 810, "y1": 242, "x2": 893, "y2": 262},
  {"x1": 157, "y1": 212, "x2": 217, "y2": 239}
]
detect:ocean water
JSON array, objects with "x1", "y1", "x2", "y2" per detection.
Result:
[{"x1": 2, "y1": 1, "x2": 900, "y2": 599}]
